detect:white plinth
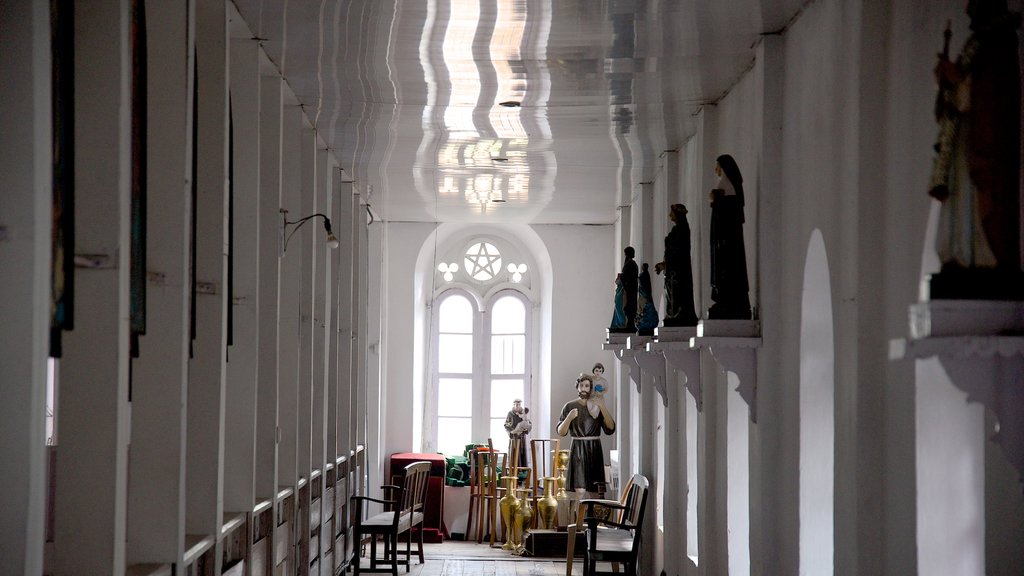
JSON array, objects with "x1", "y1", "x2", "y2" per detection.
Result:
[
  {"x1": 909, "y1": 300, "x2": 1024, "y2": 339},
  {"x1": 698, "y1": 319, "x2": 761, "y2": 338}
]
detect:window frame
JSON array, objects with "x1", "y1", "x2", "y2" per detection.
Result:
[{"x1": 427, "y1": 287, "x2": 533, "y2": 454}]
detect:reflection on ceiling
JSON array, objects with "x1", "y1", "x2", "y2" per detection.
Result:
[
  {"x1": 416, "y1": 0, "x2": 555, "y2": 217},
  {"x1": 230, "y1": 0, "x2": 789, "y2": 224}
]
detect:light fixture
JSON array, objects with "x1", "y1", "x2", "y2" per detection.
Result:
[
  {"x1": 498, "y1": 100, "x2": 521, "y2": 108},
  {"x1": 279, "y1": 209, "x2": 340, "y2": 256}
]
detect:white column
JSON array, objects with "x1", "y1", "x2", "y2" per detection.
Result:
[
  {"x1": 698, "y1": 355, "x2": 729, "y2": 575},
  {"x1": 0, "y1": 2, "x2": 51, "y2": 574},
  {"x1": 55, "y1": 1, "x2": 132, "y2": 573},
  {"x1": 748, "y1": 33, "x2": 791, "y2": 576},
  {"x1": 638, "y1": 371, "x2": 660, "y2": 574},
  {"x1": 187, "y1": 0, "x2": 229, "y2": 546},
  {"x1": 335, "y1": 183, "x2": 355, "y2": 456},
  {"x1": 223, "y1": 35, "x2": 261, "y2": 515},
  {"x1": 126, "y1": 0, "x2": 193, "y2": 566},
  {"x1": 325, "y1": 166, "x2": 340, "y2": 467},
  {"x1": 277, "y1": 102, "x2": 303, "y2": 491},
  {"x1": 256, "y1": 74, "x2": 282, "y2": 501},
  {"x1": 314, "y1": 147, "x2": 330, "y2": 473},
  {"x1": 297, "y1": 122, "x2": 315, "y2": 490},
  {"x1": 664, "y1": 371, "x2": 688, "y2": 575}
]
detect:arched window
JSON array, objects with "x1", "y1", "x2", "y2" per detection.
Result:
[
  {"x1": 427, "y1": 237, "x2": 536, "y2": 456},
  {"x1": 430, "y1": 289, "x2": 532, "y2": 455}
]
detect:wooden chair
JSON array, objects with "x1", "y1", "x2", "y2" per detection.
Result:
[
  {"x1": 564, "y1": 475, "x2": 637, "y2": 576},
  {"x1": 351, "y1": 461, "x2": 430, "y2": 576},
  {"x1": 581, "y1": 474, "x2": 649, "y2": 576}
]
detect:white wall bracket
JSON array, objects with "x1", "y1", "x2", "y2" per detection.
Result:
[
  {"x1": 892, "y1": 300, "x2": 1024, "y2": 483},
  {"x1": 648, "y1": 326, "x2": 701, "y2": 410},
  {"x1": 690, "y1": 320, "x2": 761, "y2": 422}
]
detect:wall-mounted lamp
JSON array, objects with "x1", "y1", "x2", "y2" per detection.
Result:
[{"x1": 279, "y1": 209, "x2": 340, "y2": 256}]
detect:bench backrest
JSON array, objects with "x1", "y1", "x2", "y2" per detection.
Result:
[{"x1": 619, "y1": 473, "x2": 649, "y2": 556}]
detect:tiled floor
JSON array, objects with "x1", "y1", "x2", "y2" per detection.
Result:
[{"x1": 352, "y1": 540, "x2": 584, "y2": 575}]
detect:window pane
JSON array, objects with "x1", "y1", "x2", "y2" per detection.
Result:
[
  {"x1": 490, "y1": 379, "x2": 524, "y2": 418},
  {"x1": 491, "y1": 296, "x2": 525, "y2": 334},
  {"x1": 439, "y1": 334, "x2": 473, "y2": 373},
  {"x1": 491, "y1": 418, "x2": 510, "y2": 450},
  {"x1": 437, "y1": 417, "x2": 472, "y2": 456},
  {"x1": 490, "y1": 334, "x2": 525, "y2": 374},
  {"x1": 439, "y1": 295, "x2": 473, "y2": 334},
  {"x1": 438, "y1": 378, "x2": 472, "y2": 416}
]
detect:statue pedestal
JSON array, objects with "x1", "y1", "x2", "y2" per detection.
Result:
[
  {"x1": 892, "y1": 299, "x2": 1024, "y2": 483},
  {"x1": 691, "y1": 320, "x2": 762, "y2": 422},
  {"x1": 603, "y1": 332, "x2": 631, "y2": 349}
]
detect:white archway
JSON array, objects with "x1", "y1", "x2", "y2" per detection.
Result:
[{"x1": 799, "y1": 229, "x2": 835, "y2": 575}]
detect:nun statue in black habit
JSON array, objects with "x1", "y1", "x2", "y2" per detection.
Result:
[{"x1": 708, "y1": 154, "x2": 752, "y2": 320}]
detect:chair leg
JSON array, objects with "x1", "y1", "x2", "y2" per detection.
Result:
[
  {"x1": 565, "y1": 524, "x2": 576, "y2": 576},
  {"x1": 393, "y1": 532, "x2": 400, "y2": 576},
  {"x1": 417, "y1": 523, "x2": 425, "y2": 564},
  {"x1": 353, "y1": 534, "x2": 362, "y2": 576},
  {"x1": 371, "y1": 534, "x2": 378, "y2": 569},
  {"x1": 405, "y1": 528, "x2": 412, "y2": 572}
]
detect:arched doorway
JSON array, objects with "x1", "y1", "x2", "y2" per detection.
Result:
[{"x1": 799, "y1": 229, "x2": 835, "y2": 575}]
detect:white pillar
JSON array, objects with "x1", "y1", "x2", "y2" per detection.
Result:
[
  {"x1": 336, "y1": 182, "x2": 356, "y2": 456},
  {"x1": 0, "y1": 2, "x2": 51, "y2": 573},
  {"x1": 278, "y1": 101, "x2": 303, "y2": 491},
  {"x1": 223, "y1": 35, "x2": 261, "y2": 515},
  {"x1": 55, "y1": 1, "x2": 132, "y2": 573},
  {"x1": 186, "y1": 0, "x2": 229, "y2": 547},
  {"x1": 126, "y1": 0, "x2": 193, "y2": 566},
  {"x1": 256, "y1": 73, "x2": 282, "y2": 501},
  {"x1": 638, "y1": 370, "x2": 660, "y2": 574}
]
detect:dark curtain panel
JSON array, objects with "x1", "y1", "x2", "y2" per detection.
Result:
[
  {"x1": 129, "y1": 0, "x2": 148, "y2": 359},
  {"x1": 49, "y1": 0, "x2": 75, "y2": 358},
  {"x1": 189, "y1": 49, "x2": 198, "y2": 359},
  {"x1": 227, "y1": 95, "x2": 234, "y2": 360}
]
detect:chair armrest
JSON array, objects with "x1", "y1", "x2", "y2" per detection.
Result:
[
  {"x1": 380, "y1": 484, "x2": 400, "y2": 491},
  {"x1": 579, "y1": 498, "x2": 622, "y2": 508},
  {"x1": 584, "y1": 516, "x2": 636, "y2": 532},
  {"x1": 350, "y1": 495, "x2": 397, "y2": 506}
]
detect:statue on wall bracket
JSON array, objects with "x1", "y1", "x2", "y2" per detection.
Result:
[
  {"x1": 708, "y1": 156, "x2": 752, "y2": 319},
  {"x1": 655, "y1": 204, "x2": 699, "y2": 326},
  {"x1": 928, "y1": 0, "x2": 1023, "y2": 300},
  {"x1": 610, "y1": 247, "x2": 639, "y2": 333},
  {"x1": 636, "y1": 263, "x2": 660, "y2": 335}
]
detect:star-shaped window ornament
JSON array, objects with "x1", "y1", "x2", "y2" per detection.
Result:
[
  {"x1": 506, "y1": 262, "x2": 528, "y2": 283},
  {"x1": 464, "y1": 242, "x2": 503, "y2": 281},
  {"x1": 437, "y1": 262, "x2": 459, "y2": 282}
]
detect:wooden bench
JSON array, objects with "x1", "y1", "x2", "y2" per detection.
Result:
[
  {"x1": 351, "y1": 461, "x2": 430, "y2": 575},
  {"x1": 580, "y1": 474, "x2": 649, "y2": 576}
]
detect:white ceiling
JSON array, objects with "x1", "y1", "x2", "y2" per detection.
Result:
[{"x1": 232, "y1": 0, "x2": 803, "y2": 224}]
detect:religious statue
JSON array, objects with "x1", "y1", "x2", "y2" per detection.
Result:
[
  {"x1": 556, "y1": 374, "x2": 616, "y2": 495},
  {"x1": 608, "y1": 274, "x2": 627, "y2": 331},
  {"x1": 504, "y1": 399, "x2": 530, "y2": 469},
  {"x1": 636, "y1": 263, "x2": 660, "y2": 334},
  {"x1": 708, "y1": 155, "x2": 752, "y2": 319},
  {"x1": 590, "y1": 362, "x2": 609, "y2": 400},
  {"x1": 610, "y1": 247, "x2": 639, "y2": 333},
  {"x1": 655, "y1": 204, "x2": 700, "y2": 326},
  {"x1": 928, "y1": 0, "x2": 1023, "y2": 299}
]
